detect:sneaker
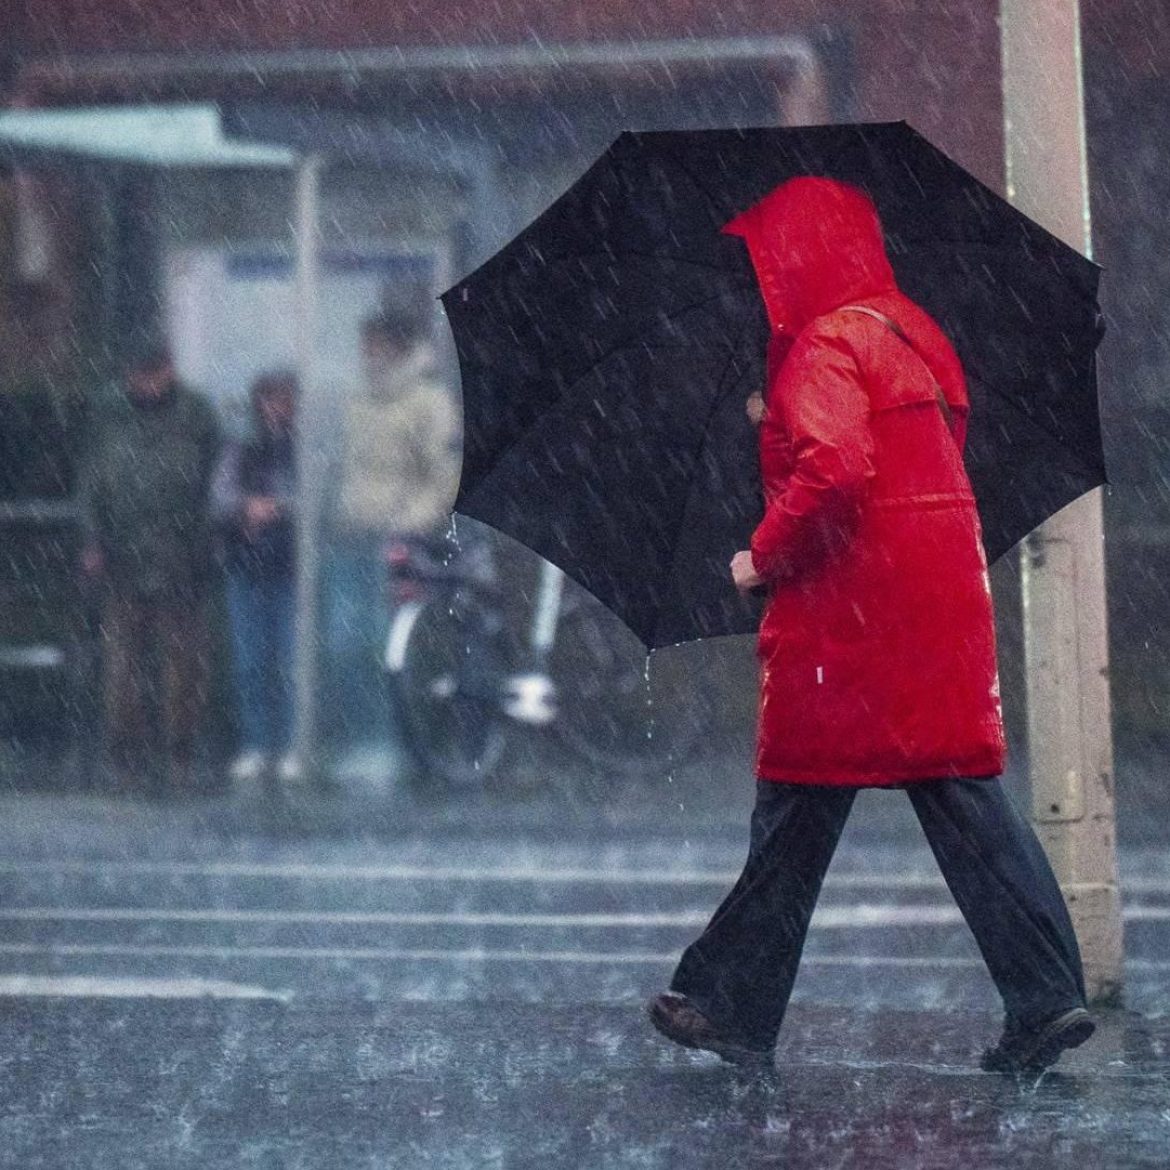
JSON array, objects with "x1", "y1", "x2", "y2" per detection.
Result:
[
  {"x1": 229, "y1": 750, "x2": 269, "y2": 783},
  {"x1": 647, "y1": 992, "x2": 774, "y2": 1067},
  {"x1": 277, "y1": 752, "x2": 307, "y2": 785},
  {"x1": 980, "y1": 1007, "x2": 1096, "y2": 1074}
]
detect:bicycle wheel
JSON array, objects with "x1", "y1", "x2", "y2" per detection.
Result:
[
  {"x1": 549, "y1": 596, "x2": 710, "y2": 773},
  {"x1": 387, "y1": 589, "x2": 511, "y2": 788}
]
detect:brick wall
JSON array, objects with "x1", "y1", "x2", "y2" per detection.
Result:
[
  {"x1": 13, "y1": 1, "x2": 1003, "y2": 181},
  {"x1": 14, "y1": 1, "x2": 908, "y2": 53}
]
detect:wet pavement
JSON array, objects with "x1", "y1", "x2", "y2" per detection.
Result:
[
  {"x1": 2, "y1": 998, "x2": 1167, "y2": 1168},
  {"x1": 0, "y1": 769, "x2": 1167, "y2": 1167}
]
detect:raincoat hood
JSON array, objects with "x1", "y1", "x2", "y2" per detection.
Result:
[{"x1": 724, "y1": 177, "x2": 898, "y2": 334}]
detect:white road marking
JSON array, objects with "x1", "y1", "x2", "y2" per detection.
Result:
[
  {"x1": 1116, "y1": 905, "x2": 1170, "y2": 921},
  {"x1": 0, "y1": 941, "x2": 676, "y2": 964},
  {"x1": 1, "y1": 859, "x2": 1168, "y2": 893},
  {"x1": 10, "y1": 907, "x2": 708, "y2": 928},
  {"x1": 0, "y1": 860, "x2": 809, "y2": 885},
  {"x1": 0, "y1": 942, "x2": 1167, "y2": 972},
  {"x1": 0, "y1": 974, "x2": 290, "y2": 1000},
  {"x1": 0, "y1": 905, "x2": 963, "y2": 928},
  {"x1": 0, "y1": 943, "x2": 971, "y2": 965},
  {"x1": 3, "y1": 902, "x2": 1169, "y2": 928}
]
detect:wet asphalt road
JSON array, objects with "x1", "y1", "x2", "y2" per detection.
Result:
[
  {"x1": 4, "y1": 998, "x2": 1168, "y2": 1169},
  {"x1": 0, "y1": 771, "x2": 1168, "y2": 1167}
]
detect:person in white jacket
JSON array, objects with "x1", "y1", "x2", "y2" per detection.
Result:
[
  {"x1": 336, "y1": 311, "x2": 460, "y2": 538},
  {"x1": 327, "y1": 305, "x2": 460, "y2": 771}
]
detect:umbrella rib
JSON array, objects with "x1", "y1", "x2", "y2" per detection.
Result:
[
  {"x1": 508, "y1": 246, "x2": 734, "y2": 277},
  {"x1": 551, "y1": 288, "x2": 743, "y2": 405},
  {"x1": 650, "y1": 312, "x2": 760, "y2": 647},
  {"x1": 651, "y1": 148, "x2": 735, "y2": 227},
  {"x1": 631, "y1": 145, "x2": 772, "y2": 258},
  {"x1": 461, "y1": 286, "x2": 744, "y2": 531},
  {"x1": 459, "y1": 289, "x2": 746, "y2": 509},
  {"x1": 966, "y1": 368, "x2": 1097, "y2": 461},
  {"x1": 652, "y1": 131, "x2": 864, "y2": 233}
]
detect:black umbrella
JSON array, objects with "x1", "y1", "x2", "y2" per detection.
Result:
[{"x1": 443, "y1": 121, "x2": 1105, "y2": 650}]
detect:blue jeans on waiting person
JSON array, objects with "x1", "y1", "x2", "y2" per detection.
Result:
[
  {"x1": 226, "y1": 568, "x2": 296, "y2": 755},
  {"x1": 323, "y1": 539, "x2": 394, "y2": 751}
]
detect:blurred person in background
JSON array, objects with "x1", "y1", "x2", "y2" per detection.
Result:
[
  {"x1": 213, "y1": 371, "x2": 300, "y2": 786},
  {"x1": 328, "y1": 302, "x2": 460, "y2": 776},
  {"x1": 79, "y1": 338, "x2": 222, "y2": 794}
]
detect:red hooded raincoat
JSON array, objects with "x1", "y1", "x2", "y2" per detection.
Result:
[{"x1": 725, "y1": 178, "x2": 1005, "y2": 786}]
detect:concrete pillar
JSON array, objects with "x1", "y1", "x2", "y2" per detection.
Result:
[{"x1": 1001, "y1": 0, "x2": 1124, "y2": 1002}]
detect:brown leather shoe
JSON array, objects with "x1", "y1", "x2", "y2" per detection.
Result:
[
  {"x1": 980, "y1": 1007, "x2": 1095, "y2": 1074},
  {"x1": 647, "y1": 992, "x2": 773, "y2": 1066}
]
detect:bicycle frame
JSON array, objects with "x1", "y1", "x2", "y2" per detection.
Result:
[
  {"x1": 382, "y1": 534, "x2": 707, "y2": 785},
  {"x1": 502, "y1": 557, "x2": 564, "y2": 725},
  {"x1": 383, "y1": 538, "x2": 567, "y2": 727}
]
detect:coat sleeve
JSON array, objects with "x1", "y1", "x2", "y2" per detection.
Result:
[{"x1": 750, "y1": 329, "x2": 875, "y2": 581}]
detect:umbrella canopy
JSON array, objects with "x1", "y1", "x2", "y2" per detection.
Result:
[{"x1": 443, "y1": 121, "x2": 1105, "y2": 650}]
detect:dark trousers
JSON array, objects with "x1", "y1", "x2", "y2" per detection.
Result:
[
  {"x1": 101, "y1": 589, "x2": 210, "y2": 762},
  {"x1": 671, "y1": 778, "x2": 1088, "y2": 1049}
]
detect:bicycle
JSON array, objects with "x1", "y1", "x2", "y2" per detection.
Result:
[{"x1": 381, "y1": 529, "x2": 710, "y2": 789}]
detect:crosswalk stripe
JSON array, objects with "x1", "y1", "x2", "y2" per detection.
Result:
[
  {"x1": 0, "y1": 860, "x2": 1168, "y2": 893},
  {"x1": 2, "y1": 903, "x2": 1169, "y2": 927},
  {"x1": 0, "y1": 942, "x2": 1168, "y2": 972},
  {"x1": 0, "y1": 905, "x2": 954, "y2": 928},
  {"x1": 0, "y1": 975, "x2": 290, "y2": 1000}
]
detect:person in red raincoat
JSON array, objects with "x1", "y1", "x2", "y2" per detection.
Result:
[{"x1": 649, "y1": 178, "x2": 1095, "y2": 1074}]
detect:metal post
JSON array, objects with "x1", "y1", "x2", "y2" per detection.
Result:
[
  {"x1": 293, "y1": 154, "x2": 323, "y2": 774},
  {"x1": 777, "y1": 42, "x2": 830, "y2": 126},
  {"x1": 1001, "y1": 0, "x2": 1124, "y2": 1002},
  {"x1": 88, "y1": 165, "x2": 121, "y2": 357}
]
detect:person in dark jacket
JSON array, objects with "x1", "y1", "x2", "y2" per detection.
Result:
[
  {"x1": 213, "y1": 371, "x2": 300, "y2": 785},
  {"x1": 647, "y1": 178, "x2": 1094, "y2": 1076},
  {"x1": 80, "y1": 341, "x2": 222, "y2": 792}
]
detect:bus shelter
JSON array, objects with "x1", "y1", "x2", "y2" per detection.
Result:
[{"x1": 0, "y1": 102, "x2": 506, "y2": 768}]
